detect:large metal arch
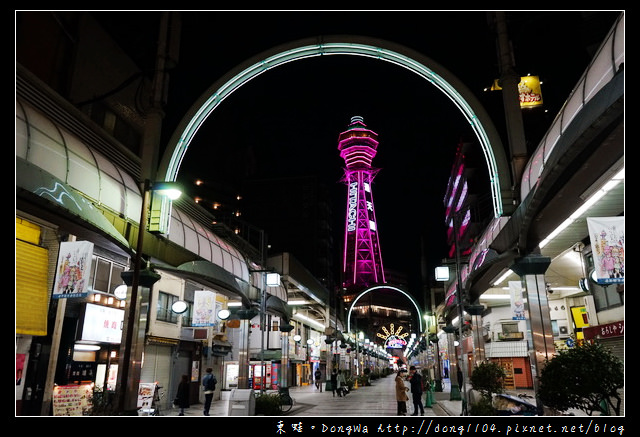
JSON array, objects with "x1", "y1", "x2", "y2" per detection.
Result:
[
  {"x1": 159, "y1": 35, "x2": 513, "y2": 219},
  {"x1": 347, "y1": 285, "x2": 424, "y2": 334}
]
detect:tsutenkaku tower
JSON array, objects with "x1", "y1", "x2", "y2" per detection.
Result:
[{"x1": 338, "y1": 116, "x2": 386, "y2": 292}]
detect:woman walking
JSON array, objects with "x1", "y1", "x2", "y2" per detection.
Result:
[
  {"x1": 175, "y1": 374, "x2": 190, "y2": 416},
  {"x1": 336, "y1": 370, "x2": 347, "y2": 397},
  {"x1": 395, "y1": 368, "x2": 409, "y2": 416},
  {"x1": 331, "y1": 369, "x2": 339, "y2": 397}
]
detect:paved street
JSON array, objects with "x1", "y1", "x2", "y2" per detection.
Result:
[{"x1": 162, "y1": 375, "x2": 461, "y2": 417}]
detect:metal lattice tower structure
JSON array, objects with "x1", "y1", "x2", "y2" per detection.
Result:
[{"x1": 338, "y1": 116, "x2": 386, "y2": 292}]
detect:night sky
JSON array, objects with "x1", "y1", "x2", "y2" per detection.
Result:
[{"x1": 115, "y1": 10, "x2": 621, "y2": 293}]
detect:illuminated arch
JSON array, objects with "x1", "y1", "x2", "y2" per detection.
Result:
[
  {"x1": 347, "y1": 285, "x2": 423, "y2": 333},
  {"x1": 159, "y1": 35, "x2": 512, "y2": 220}
]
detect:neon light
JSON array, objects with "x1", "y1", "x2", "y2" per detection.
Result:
[
  {"x1": 348, "y1": 285, "x2": 423, "y2": 333},
  {"x1": 339, "y1": 117, "x2": 385, "y2": 289},
  {"x1": 163, "y1": 40, "x2": 503, "y2": 221}
]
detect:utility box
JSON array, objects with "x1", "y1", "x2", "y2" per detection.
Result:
[{"x1": 227, "y1": 389, "x2": 255, "y2": 416}]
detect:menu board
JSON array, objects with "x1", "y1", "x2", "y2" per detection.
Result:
[
  {"x1": 137, "y1": 382, "x2": 157, "y2": 412},
  {"x1": 52, "y1": 384, "x2": 93, "y2": 416}
]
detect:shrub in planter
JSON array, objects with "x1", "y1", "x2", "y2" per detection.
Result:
[{"x1": 255, "y1": 393, "x2": 281, "y2": 416}]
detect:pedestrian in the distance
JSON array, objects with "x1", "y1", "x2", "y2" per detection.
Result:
[
  {"x1": 408, "y1": 365, "x2": 425, "y2": 416},
  {"x1": 175, "y1": 374, "x2": 190, "y2": 416},
  {"x1": 202, "y1": 367, "x2": 217, "y2": 416},
  {"x1": 314, "y1": 368, "x2": 323, "y2": 392},
  {"x1": 336, "y1": 370, "x2": 347, "y2": 397},
  {"x1": 395, "y1": 368, "x2": 409, "y2": 416},
  {"x1": 330, "y1": 369, "x2": 339, "y2": 397}
]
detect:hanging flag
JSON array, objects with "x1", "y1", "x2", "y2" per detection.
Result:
[
  {"x1": 587, "y1": 217, "x2": 625, "y2": 284},
  {"x1": 53, "y1": 240, "x2": 94, "y2": 298},
  {"x1": 192, "y1": 290, "x2": 216, "y2": 326},
  {"x1": 509, "y1": 281, "x2": 526, "y2": 320}
]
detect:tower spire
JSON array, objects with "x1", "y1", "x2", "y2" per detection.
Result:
[{"x1": 338, "y1": 117, "x2": 385, "y2": 293}]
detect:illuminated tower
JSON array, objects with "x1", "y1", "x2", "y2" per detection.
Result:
[{"x1": 338, "y1": 116, "x2": 386, "y2": 293}]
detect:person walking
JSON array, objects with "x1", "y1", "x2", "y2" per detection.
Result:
[
  {"x1": 175, "y1": 374, "x2": 190, "y2": 416},
  {"x1": 336, "y1": 370, "x2": 347, "y2": 397},
  {"x1": 395, "y1": 368, "x2": 409, "y2": 416},
  {"x1": 202, "y1": 367, "x2": 217, "y2": 416},
  {"x1": 408, "y1": 366, "x2": 425, "y2": 416},
  {"x1": 314, "y1": 368, "x2": 323, "y2": 392},
  {"x1": 330, "y1": 369, "x2": 339, "y2": 397}
]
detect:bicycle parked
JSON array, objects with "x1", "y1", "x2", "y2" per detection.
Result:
[
  {"x1": 278, "y1": 387, "x2": 295, "y2": 413},
  {"x1": 149, "y1": 385, "x2": 165, "y2": 416}
]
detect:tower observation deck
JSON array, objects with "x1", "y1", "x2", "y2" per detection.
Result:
[{"x1": 338, "y1": 116, "x2": 386, "y2": 293}]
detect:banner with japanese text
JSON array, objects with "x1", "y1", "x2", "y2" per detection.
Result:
[
  {"x1": 509, "y1": 281, "x2": 526, "y2": 320},
  {"x1": 53, "y1": 240, "x2": 94, "y2": 298},
  {"x1": 192, "y1": 289, "x2": 216, "y2": 326},
  {"x1": 587, "y1": 217, "x2": 625, "y2": 284}
]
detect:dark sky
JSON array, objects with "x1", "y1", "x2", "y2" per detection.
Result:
[{"x1": 121, "y1": 10, "x2": 620, "y2": 293}]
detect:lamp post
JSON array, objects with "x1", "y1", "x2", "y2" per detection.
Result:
[
  {"x1": 248, "y1": 269, "x2": 280, "y2": 394},
  {"x1": 117, "y1": 179, "x2": 181, "y2": 414},
  {"x1": 452, "y1": 210, "x2": 469, "y2": 415}
]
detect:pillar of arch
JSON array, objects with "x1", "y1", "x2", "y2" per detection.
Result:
[{"x1": 159, "y1": 35, "x2": 513, "y2": 221}]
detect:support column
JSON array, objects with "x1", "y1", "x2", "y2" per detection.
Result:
[
  {"x1": 280, "y1": 323, "x2": 294, "y2": 388},
  {"x1": 118, "y1": 268, "x2": 159, "y2": 413},
  {"x1": 510, "y1": 255, "x2": 555, "y2": 413},
  {"x1": 443, "y1": 325, "x2": 461, "y2": 400},
  {"x1": 467, "y1": 304, "x2": 486, "y2": 366}
]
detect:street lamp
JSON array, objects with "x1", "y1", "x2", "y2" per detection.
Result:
[
  {"x1": 117, "y1": 179, "x2": 182, "y2": 414},
  {"x1": 248, "y1": 269, "x2": 280, "y2": 394},
  {"x1": 452, "y1": 210, "x2": 469, "y2": 414}
]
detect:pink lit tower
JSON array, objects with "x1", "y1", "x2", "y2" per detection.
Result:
[{"x1": 338, "y1": 116, "x2": 386, "y2": 296}]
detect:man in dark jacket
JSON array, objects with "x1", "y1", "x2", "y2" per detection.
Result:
[
  {"x1": 202, "y1": 367, "x2": 217, "y2": 416},
  {"x1": 408, "y1": 366, "x2": 424, "y2": 416}
]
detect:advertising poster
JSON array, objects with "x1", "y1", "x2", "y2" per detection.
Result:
[
  {"x1": 587, "y1": 216, "x2": 625, "y2": 284},
  {"x1": 53, "y1": 240, "x2": 94, "y2": 298},
  {"x1": 192, "y1": 290, "x2": 216, "y2": 326},
  {"x1": 52, "y1": 384, "x2": 93, "y2": 416}
]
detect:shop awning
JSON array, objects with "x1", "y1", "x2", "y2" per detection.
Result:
[
  {"x1": 154, "y1": 260, "x2": 252, "y2": 308},
  {"x1": 266, "y1": 295, "x2": 291, "y2": 323},
  {"x1": 16, "y1": 158, "x2": 131, "y2": 251}
]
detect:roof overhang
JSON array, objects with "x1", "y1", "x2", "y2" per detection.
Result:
[{"x1": 16, "y1": 157, "x2": 131, "y2": 253}]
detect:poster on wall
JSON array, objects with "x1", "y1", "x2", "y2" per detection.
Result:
[
  {"x1": 509, "y1": 281, "x2": 526, "y2": 320},
  {"x1": 192, "y1": 290, "x2": 216, "y2": 326},
  {"x1": 53, "y1": 240, "x2": 94, "y2": 298},
  {"x1": 587, "y1": 217, "x2": 624, "y2": 284}
]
